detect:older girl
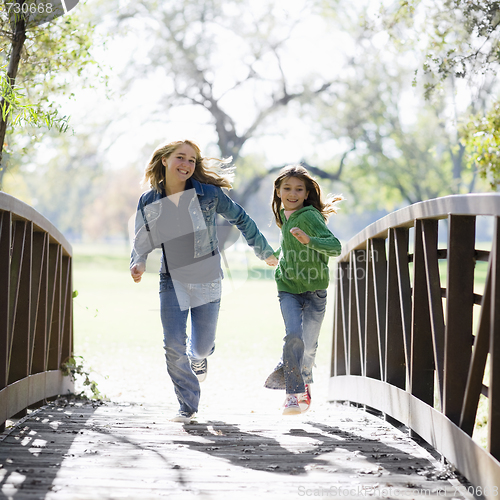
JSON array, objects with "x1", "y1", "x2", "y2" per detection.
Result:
[{"x1": 131, "y1": 140, "x2": 277, "y2": 423}]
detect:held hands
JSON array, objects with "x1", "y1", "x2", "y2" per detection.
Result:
[
  {"x1": 265, "y1": 255, "x2": 279, "y2": 267},
  {"x1": 131, "y1": 262, "x2": 146, "y2": 283},
  {"x1": 290, "y1": 227, "x2": 310, "y2": 245}
]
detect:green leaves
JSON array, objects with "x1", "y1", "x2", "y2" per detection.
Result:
[
  {"x1": 0, "y1": 66, "x2": 70, "y2": 131},
  {"x1": 60, "y1": 355, "x2": 104, "y2": 400},
  {"x1": 0, "y1": 1, "x2": 102, "y2": 188},
  {"x1": 393, "y1": 0, "x2": 500, "y2": 89},
  {"x1": 462, "y1": 102, "x2": 500, "y2": 189},
  {"x1": 361, "y1": 0, "x2": 500, "y2": 188}
]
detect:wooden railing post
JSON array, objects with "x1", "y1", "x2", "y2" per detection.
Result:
[
  {"x1": 47, "y1": 243, "x2": 61, "y2": 371},
  {"x1": 370, "y1": 238, "x2": 387, "y2": 380},
  {"x1": 489, "y1": 217, "x2": 500, "y2": 460},
  {"x1": 353, "y1": 249, "x2": 366, "y2": 376},
  {"x1": 410, "y1": 219, "x2": 435, "y2": 406},
  {"x1": 385, "y1": 228, "x2": 406, "y2": 389},
  {"x1": 332, "y1": 261, "x2": 349, "y2": 377},
  {"x1": 30, "y1": 232, "x2": 48, "y2": 375},
  {"x1": 421, "y1": 218, "x2": 445, "y2": 408},
  {"x1": 8, "y1": 220, "x2": 31, "y2": 387},
  {"x1": 61, "y1": 253, "x2": 73, "y2": 365},
  {"x1": 444, "y1": 214, "x2": 476, "y2": 425},
  {"x1": 0, "y1": 211, "x2": 11, "y2": 432}
]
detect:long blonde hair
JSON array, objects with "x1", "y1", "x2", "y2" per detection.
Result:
[
  {"x1": 142, "y1": 140, "x2": 235, "y2": 192},
  {"x1": 272, "y1": 165, "x2": 344, "y2": 228}
]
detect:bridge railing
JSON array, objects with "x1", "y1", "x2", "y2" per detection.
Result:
[
  {"x1": 0, "y1": 193, "x2": 73, "y2": 431},
  {"x1": 330, "y1": 194, "x2": 500, "y2": 498}
]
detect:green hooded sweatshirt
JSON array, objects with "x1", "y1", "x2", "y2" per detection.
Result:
[{"x1": 274, "y1": 205, "x2": 342, "y2": 294}]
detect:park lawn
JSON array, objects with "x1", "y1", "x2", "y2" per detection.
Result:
[{"x1": 71, "y1": 244, "x2": 335, "y2": 413}]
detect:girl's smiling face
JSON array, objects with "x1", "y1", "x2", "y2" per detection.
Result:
[
  {"x1": 162, "y1": 143, "x2": 197, "y2": 185},
  {"x1": 277, "y1": 175, "x2": 309, "y2": 211}
]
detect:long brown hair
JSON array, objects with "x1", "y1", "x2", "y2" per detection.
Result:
[
  {"x1": 271, "y1": 165, "x2": 344, "y2": 228},
  {"x1": 142, "y1": 140, "x2": 235, "y2": 192}
]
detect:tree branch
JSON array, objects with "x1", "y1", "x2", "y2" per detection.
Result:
[{"x1": 0, "y1": 1, "x2": 27, "y2": 178}]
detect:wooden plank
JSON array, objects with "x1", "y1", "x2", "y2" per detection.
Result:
[
  {"x1": 459, "y1": 254, "x2": 491, "y2": 435},
  {"x1": 333, "y1": 262, "x2": 349, "y2": 376},
  {"x1": 331, "y1": 264, "x2": 341, "y2": 377},
  {"x1": 60, "y1": 254, "x2": 72, "y2": 365},
  {"x1": 410, "y1": 220, "x2": 434, "y2": 406},
  {"x1": 339, "y1": 261, "x2": 349, "y2": 376},
  {"x1": 364, "y1": 241, "x2": 380, "y2": 379},
  {"x1": 0, "y1": 211, "x2": 11, "y2": 395},
  {"x1": 421, "y1": 219, "x2": 445, "y2": 408},
  {"x1": 347, "y1": 257, "x2": 361, "y2": 376},
  {"x1": 8, "y1": 221, "x2": 31, "y2": 385},
  {"x1": 353, "y1": 250, "x2": 366, "y2": 376},
  {"x1": 385, "y1": 229, "x2": 406, "y2": 389},
  {"x1": 394, "y1": 227, "x2": 412, "y2": 384},
  {"x1": 444, "y1": 215, "x2": 475, "y2": 425},
  {"x1": 0, "y1": 371, "x2": 70, "y2": 423},
  {"x1": 0, "y1": 400, "x2": 476, "y2": 500},
  {"x1": 489, "y1": 217, "x2": 500, "y2": 460},
  {"x1": 30, "y1": 232, "x2": 47, "y2": 375},
  {"x1": 46, "y1": 244, "x2": 60, "y2": 371},
  {"x1": 370, "y1": 239, "x2": 387, "y2": 379}
]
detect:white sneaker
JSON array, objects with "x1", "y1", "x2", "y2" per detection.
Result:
[
  {"x1": 282, "y1": 394, "x2": 301, "y2": 415},
  {"x1": 170, "y1": 411, "x2": 196, "y2": 423}
]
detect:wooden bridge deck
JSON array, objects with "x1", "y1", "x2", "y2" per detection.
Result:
[{"x1": 0, "y1": 398, "x2": 475, "y2": 500}]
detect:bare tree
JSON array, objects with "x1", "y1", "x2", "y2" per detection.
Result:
[{"x1": 117, "y1": 0, "x2": 336, "y2": 179}]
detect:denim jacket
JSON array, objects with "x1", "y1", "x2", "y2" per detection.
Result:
[{"x1": 130, "y1": 178, "x2": 274, "y2": 271}]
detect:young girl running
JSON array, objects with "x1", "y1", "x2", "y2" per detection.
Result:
[{"x1": 264, "y1": 165, "x2": 343, "y2": 415}]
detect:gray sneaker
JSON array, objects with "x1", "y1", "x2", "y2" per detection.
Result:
[
  {"x1": 191, "y1": 358, "x2": 208, "y2": 382},
  {"x1": 170, "y1": 411, "x2": 196, "y2": 424}
]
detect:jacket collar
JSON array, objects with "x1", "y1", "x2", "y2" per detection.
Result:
[
  {"x1": 190, "y1": 177, "x2": 204, "y2": 196},
  {"x1": 280, "y1": 205, "x2": 316, "y2": 222}
]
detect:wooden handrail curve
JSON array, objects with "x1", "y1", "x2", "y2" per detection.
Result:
[
  {"x1": 330, "y1": 193, "x2": 500, "y2": 498},
  {"x1": 0, "y1": 193, "x2": 73, "y2": 430}
]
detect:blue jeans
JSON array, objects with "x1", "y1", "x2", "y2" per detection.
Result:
[
  {"x1": 264, "y1": 289, "x2": 327, "y2": 394},
  {"x1": 159, "y1": 274, "x2": 221, "y2": 413}
]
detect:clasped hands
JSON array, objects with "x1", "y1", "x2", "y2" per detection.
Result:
[{"x1": 264, "y1": 226, "x2": 310, "y2": 267}]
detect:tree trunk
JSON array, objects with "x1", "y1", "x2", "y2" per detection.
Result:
[{"x1": 0, "y1": 2, "x2": 27, "y2": 189}]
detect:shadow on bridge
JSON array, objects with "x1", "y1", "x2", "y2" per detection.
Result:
[
  {"x1": 0, "y1": 399, "x2": 99, "y2": 497},
  {"x1": 177, "y1": 418, "x2": 450, "y2": 479},
  {"x1": 0, "y1": 399, "x2": 474, "y2": 499}
]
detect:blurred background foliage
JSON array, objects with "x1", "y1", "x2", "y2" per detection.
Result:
[{"x1": 1, "y1": 0, "x2": 500, "y2": 245}]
